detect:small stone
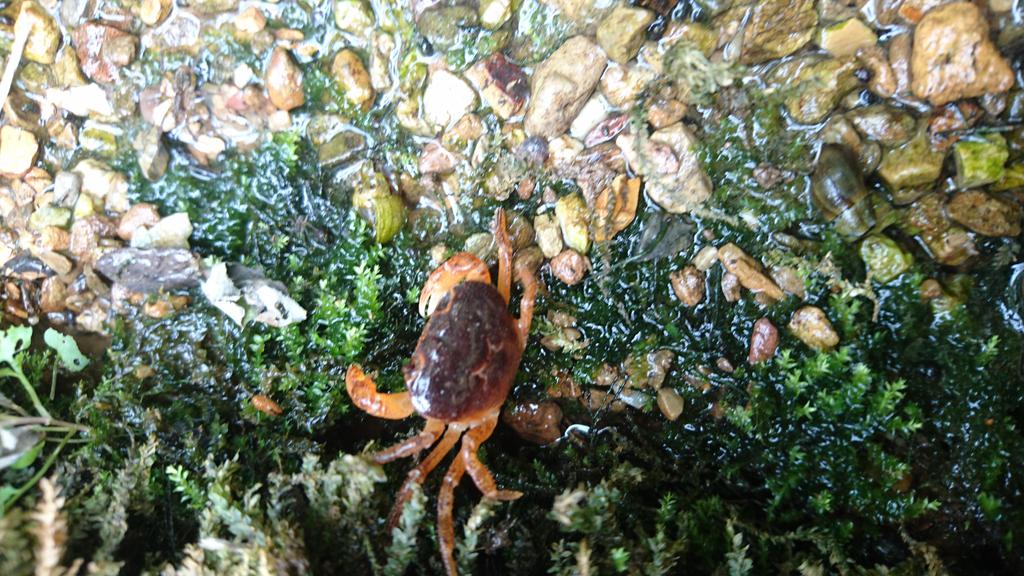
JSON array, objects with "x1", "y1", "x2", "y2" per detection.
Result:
[
  {"x1": 596, "y1": 6, "x2": 655, "y2": 64},
  {"x1": 0, "y1": 126, "x2": 39, "y2": 177},
  {"x1": 953, "y1": 134, "x2": 1008, "y2": 190},
  {"x1": 534, "y1": 212, "x2": 563, "y2": 259},
  {"x1": 878, "y1": 133, "x2": 946, "y2": 190},
  {"x1": 525, "y1": 36, "x2": 608, "y2": 139},
  {"x1": 617, "y1": 123, "x2": 711, "y2": 214},
  {"x1": 716, "y1": 0, "x2": 817, "y2": 64},
  {"x1": 721, "y1": 271, "x2": 741, "y2": 302},
  {"x1": 646, "y1": 96, "x2": 687, "y2": 130},
  {"x1": 911, "y1": 3, "x2": 1014, "y2": 106},
  {"x1": 73, "y1": 158, "x2": 127, "y2": 201},
  {"x1": 905, "y1": 193, "x2": 978, "y2": 266},
  {"x1": 770, "y1": 266, "x2": 806, "y2": 299},
  {"x1": 443, "y1": 114, "x2": 484, "y2": 151},
  {"x1": 846, "y1": 105, "x2": 915, "y2": 147},
  {"x1": 331, "y1": 49, "x2": 374, "y2": 111},
  {"x1": 670, "y1": 266, "x2": 704, "y2": 307},
  {"x1": 19, "y1": 2, "x2": 61, "y2": 65},
  {"x1": 334, "y1": 0, "x2": 373, "y2": 33},
  {"x1": 748, "y1": 318, "x2": 779, "y2": 364},
  {"x1": 502, "y1": 401, "x2": 563, "y2": 444},
  {"x1": 39, "y1": 277, "x2": 68, "y2": 314},
  {"x1": 555, "y1": 193, "x2": 590, "y2": 254},
  {"x1": 33, "y1": 249, "x2": 73, "y2": 276},
  {"x1": 465, "y1": 53, "x2": 529, "y2": 119},
  {"x1": 656, "y1": 388, "x2": 684, "y2": 421},
  {"x1": 592, "y1": 175, "x2": 640, "y2": 242},
  {"x1": 772, "y1": 56, "x2": 860, "y2": 125},
  {"x1": 479, "y1": 0, "x2": 512, "y2": 29},
  {"x1": 946, "y1": 190, "x2": 1022, "y2": 238},
  {"x1": 52, "y1": 171, "x2": 82, "y2": 208},
  {"x1": 550, "y1": 249, "x2": 589, "y2": 285},
  {"x1": 788, "y1": 306, "x2": 839, "y2": 351},
  {"x1": 600, "y1": 62, "x2": 656, "y2": 109},
  {"x1": 140, "y1": 0, "x2": 172, "y2": 26},
  {"x1": 34, "y1": 226, "x2": 70, "y2": 252},
  {"x1": 130, "y1": 212, "x2": 193, "y2": 249},
  {"x1": 133, "y1": 127, "x2": 169, "y2": 181},
  {"x1": 265, "y1": 47, "x2": 305, "y2": 111},
  {"x1": 818, "y1": 18, "x2": 876, "y2": 58},
  {"x1": 418, "y1": 141, "x2": 457, "y2": 175},
  {"x1": 860, "y1": 235, "x2": 913, "y2": 284},
  {"x1": 117, "y1": 203, "x2": 161, "y2": 241},
  {"x1": 235, "y1": 6, "x2": 266, "y2": 33},
  {"x1": 73, "y1": 22, "x2": 137, "y2": 85},
  {"x1": 547, "y1": 136, "x2": 584, "y2": 169},
  {"x1": 569, "y1": 95, "x2": 609, "y2": 141},
  {"x1": 718, "y1": 243, "x2": 785, "y2": 302},
  {"x1": 29, "y1": 205, "x2": 72, "y2": 231},
  {"x1": 423, "y1": 70, "x2": 477, "y2": 130}
]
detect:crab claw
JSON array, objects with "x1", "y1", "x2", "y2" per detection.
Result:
[{"x1": 418, "y1": 252, "x2": 491, "y2": 317}]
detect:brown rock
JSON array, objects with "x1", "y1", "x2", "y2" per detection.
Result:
[
  {"x1": 748, "y1": 317, "x2": 779, "y2": 364},
  {"x1": 234, "y1": 6, "x2": 266, "y2": 33},
  {"x1": 905, "y1": 192, "x2": 978, "y2": 265},
  {"x1": 503, "y1": 401, "x2": 564, "y2": 444},
  {"x1": 721, "y1": 271, "x2": 741, "y2": 302},
  {"x1": 140, "y1": 0, "x2": 172, "y2": 26},
  {"x1": 788, "y1": 306, "x2": 839, "y2": 351},
  {"x1": 35, "y1": 226, "x2": 70, "y2": 252},
  {"x1": 418, "y1": 141, "x2": 457, "y2": 174},
  {"x1": 717, "y1": 0, "x2": 818, "y2": 64},
  {"x1": 465, "y1": 52, "x2": 529, "y2": 119},
  {"x1": 39, "y1": 277, "x2": 68, "y2": 314},
  {"x1": 946, "y1": 190, "x2": 1022, "y2": 237},
  {"x1": 656, "y1": 388, "x2": 684, "y2": 421},
  {"x1": 265, "y1": 47, "x2": 305, "y2": 111},
  {"x1": 117, "y1": 203, "x2": 161, "y2": 241},
  {"x1": 331, "y1": 49, "x2": 374, "y2": 111},
  {"x1": 670, "y1": 266, "x2": 705, "y2": 307},
  {"x1": 911, "y1": 3, "x2": 1014, "y2": 106},
  {"x1": 0, "y1": 126, "x2": 39, "y2": 177},
  {"x1": 592, "y1": 175, "x2": 640, "y2": 242},
  {"x1": 73, "y1": 22, "x2": 137, "y2": 84},
  {"x1": 550, "y1": 249, "x2": 589, "y2": 285},
  {"x1": 525, "y1": 36, "x2": 607, "y2": 139},
  {"x1": 718, "y1": 243, "x2": 785, "y2": 301}
]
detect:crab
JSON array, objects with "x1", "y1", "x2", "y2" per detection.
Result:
[{"x1": 345, "y1": 209, "x2": 537, "y2": 575}]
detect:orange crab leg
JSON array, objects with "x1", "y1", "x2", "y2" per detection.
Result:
[
  {"x1": 494, "y1": 209, "x2": 512, "y2": 304},
  {"x1": 419, "y1": 252, "x2": 491, "y2": 317},
  {"x1": 346, "y1": 364, "x2": 414, "y2": 420},
  {"x1": 369, "y1": 418, "x2": 445, "y2": 464},
  {"x1": 438, "y1": 448, "x2": 467, "y2": 576},
  {"x1": 387, "y1": 425, "x2": 463, "y2": 529},
  {"x1": 514, "y1": 261, "x2": 537, "y2": 351},
  {"x1": 462, "y1": 413, "x2": 523, "y2": 501}
]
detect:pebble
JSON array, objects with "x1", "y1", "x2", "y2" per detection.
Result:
[
  {"x1": 549, "y1": 249, "x2": 589, "y2": 285},
  {"x1": 748, "y1": 317, "x2": 779, "y2": 364},
  {"x1": 534, "y1": 212, "x2": 563, "y2": 259},
  {"x1": 670, "y1": 266, "x2": 705, "y2": 307},
  {"x1": 265, "y1": 47, "x2": 305, "y2": 111},
  {"x1": 596, "y1": 6, "x2": 655, "y2": 64},
  {"x1": 788, "y1": 306, "x2": 839, "y2": 351},
  {"x1": 555, "y1": 193, "x2": 590, "y2": 254},
  {"x1": 73, "y1": 22, "x2": 138, "y2": 84},
  {"x1": 721, "y1": 271, "x2": 741, "y2": 302},
  {"x1": 140, "y1": 0, "x2": 172, "y2": 26},
  {"x1": 502, "y1": 401, "x2": 563, "y2": 444},
  {"x1": 525, "y1": 36, "x2": 607, "y2": 139},
  {"x1": 331, "y1": 49, "x2": 375, "y2": 111},
  {"x1": 423, "y1": 70, "x2": 477, "y2": 130},
  {"x1": 718, "y1": 243, "x2": 786, "y2": 302},
  {"x1": 464, "y1": 52, "x2": 528, "y2": 119},
  {"x1": 0, "y1": 126, "x2": 39, "y2": 177},
  {"x1": 130, "y1": 212, "x2": 193, "y2": 249},
  {"x1": 235, "y1": 6, "x2": 266, "y2": 33},
  {"x1": 946, "y1": 190, "x2": 1022, "y2": 237},
  {"x1": 117, "y1": 203, "x2": 161, "y2": 241},
  {"x1": 656, "y1": 387, "x2": 684, "y2": 421}
]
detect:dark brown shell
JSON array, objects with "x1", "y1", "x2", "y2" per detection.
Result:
[
  {"x1": 812, "y1": 144, "x2": 875, "y2": 238},
  {"x1": 403, "y1": 281, "x2": 520, "y2": 422}
]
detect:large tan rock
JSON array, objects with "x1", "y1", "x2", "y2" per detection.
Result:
[
  {"x1": 524, "y1": 36, "x2": 607, "y2": 139},
  {"x1": 911, "y1": 2, "x2": 1014, "y2": 105}
]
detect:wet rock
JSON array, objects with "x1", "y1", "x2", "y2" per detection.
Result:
[
  {"x1": 748, "y1": 318, "x2": 779, "y2": 364},
  {"x1": 818, "y1": 18, "x2": 876, "y2": 58},
  {"x1": 592, "y1": 175, "x2": 639, "y2": 242},
  {"x1": 182, "y1": 0, "x2": 237, "y2": 14},
  {"x1": 911, "y1": 3, "x2": 1014, "y2": 106},
  {"x1": 234, "y1": 6, "x2": 266, "y2": 33},
  {"x1": 61, "y1": 0, "x2": 97, "y2": 28},
  {"x1": 788, "y1": 306, "x2": 839, "y2": 351},
  {"x1": 465, "y1": 52, "x2": 528, "y2": 119},
  {"x1": 130, "y1": 213, "x2": 193, "y2": 249},
  {"x1": 857, "y1": 45, "x2": 896, "y2": 99},
  {"x1": 770, "y1": 266, "x2": 806, "y2": 299},
  {"x1": 33, "y1": 249, "x2": 73, "y2": 276},
  {"x1": 555, "y1": 193, "x2": 590, "y2": 254},
  {"x1": 947, "y1": 190, "x2": 1022, "y2": 237},
  {"x1": 95, "y1": 248, "x2": 201, "y2": 293},
  {"x1": 369, "y1": 33, "x2": 394, "y2": 93},
  {"x1": 334, "y1": 0, "x2": 373, "y2": 33},
  {"x1": 595, "y1": 6, "x2": 655, "y2": 64},
  {"x1": 479, "y1": 0, "x2": 512, "y2": 29},
  {"x1": 52, "y1": 172, "x2": 82, "y2": 208},
  {"x1": 265, "y1": 47, "x2": 304, "y2": 111},
  {"x1": 670, "y1": 266, "x2": 704, "y2": 307},
  {"x1": 28, "y1": 206, "x2": 72, "y2": 231},
  {"x1": 878, "y1": 133, "x2": 946, "y2": 190},
  {"x1": 657, "y1": 388, "x2": 684, "y2": 421},
  {"x1": 73, "y1": 159, "x2": 128, "y2": 202},
  {"x1": 133, "y1": 127, "x2": 169, "y2": 181},
  {"x1": 547, "y1": 135, "x2": 584, "y2": 169},
  {"x1": 513, "y1": 136, "x2": 548, "y2": 167},
  {"x1": 772, "y1": 56, "x2": 860, "y2": 125},
  {"x1": 721, "y1": 272, "x2": 741, "y2": 302},
  {"x1": 692, "y1": 246, "x2": 718, "y2": 271},
  {"x1": 331, "y1": 49, "x2": 374, "y2": 111},
  {"x1": 569, "y1": 95, "x2": 609, "y2": 142},
  {"x1": 718, "y1": 243, "x2": 785, "y2": 302},
  {"x1": 847, "y1": 105, "x2": 915, "y2": 147},
  {"x1": 600, "y1": 63, "x2": 655, "y2": 108},
  {"x1": 423, "y1": 70, "x2": 477, "y2": 130},
  {"x1": 716, "y1": 0, "x2": 817, "y2": 64},
  {"x1": 418, "y1": 141, "x2": 457, "y2": 174},
  {"x1": 860, "y1": 235, "x2": 913, "y2": 283},
  {"x1": 117, "y1": 203, "x2": 161, "y2": 241},
  {"x1": 503, "y1": 401, "x2": 563, "y2": 444},
  {"x1": 141, "y1": 10, "x2": 201, "y2": 53},
  {"x1": 42, "y1": 83, "x2": 114, "y2": 118},
  {"x1": 646, "y1": 95, "x2": 687, "y2": 130},
  {"x1": 73, "y1": 22, "x2": 137, "y2": 84},
  {"x1": 617, "y1": 123, "x2": 711, "y2": 214},
  {"x1": 0, "y1": 126, "x2": 39, "y2": 177},
  {"x1": 140, "y1": 0, "x2": 172, "y2": 26},
  {"x1": 20, "y1": 2, "x2": 61, "y2": 65},
  {"x1": 308, "y1": 117, "x2": 366, "y2": 168},
  {"x1": 534, "y1": 213, "x2": 563, "y2": 258},
  {"x1": 525, "y1": 36, "x2": 607, "y2": 139},
  {"x1": 953, "y1": 134, "x2": 1008, "y2": 190},
  {"x1": 905, "y1": 193, "x2": 978, "y2": 266},
  {"x1": 39, "y1": 277, "x2": 68, "y2": 314},
  {"x1": 550, "y1": 249, "x2": 589, "y2": 285}
]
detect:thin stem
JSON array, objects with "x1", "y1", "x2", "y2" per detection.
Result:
[
  {"x1": 50, "y1": 357, "x2": 58, "y2": 401},
  {"x1": 0, "y1": 416, "x2": 87, "y2": 432},
  {"x1": 0, "y1": 430, "x2": 72, "y2": 516},
  {"x1": 0, "y1": 367, "x2": 50, "y2": 420}
]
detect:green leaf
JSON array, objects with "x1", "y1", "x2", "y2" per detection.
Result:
[
  {"x1": 44, "y1": 328, "x2": 89, "y2": 372},
  {"x1": 0, "y1": 326, "x2": 33, "y2": 367},
  {"x1": 9, "y1": 441, "x2": 43, "y2": 470}
]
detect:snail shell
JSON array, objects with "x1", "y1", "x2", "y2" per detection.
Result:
[{"x1": 812, "y1": 144, "x2": 876, "y2": 238}]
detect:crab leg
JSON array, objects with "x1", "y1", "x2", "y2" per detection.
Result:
[
  {"x1": 369, "y1": 418, "x2": 445, "y2": 464},
  {"x1": 514, "y1": 261, "x2": 538, "y2": 351},
  {"x1": 387, "y1": 425, "x2": 463, "y2": 529},
  {"x1": 419, "y1": 253, "x2": 491, "y2": 317},
  {"x1": 346, "y1": 364, "x2": 414, "y2": 420},
  {"x1": 494, "y1": 209, "x2": 512, "y2": 304},
  {"x1": 461, "y1": 413, "x2": 523, "y2": 501},
  {"x1": 438, "y1": 448, "x2": 467, "y2": 576}
]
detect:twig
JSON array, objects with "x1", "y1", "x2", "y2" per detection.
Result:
[{"x1": 0, "y1": 11, "x2": 32, "y2": 121}]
